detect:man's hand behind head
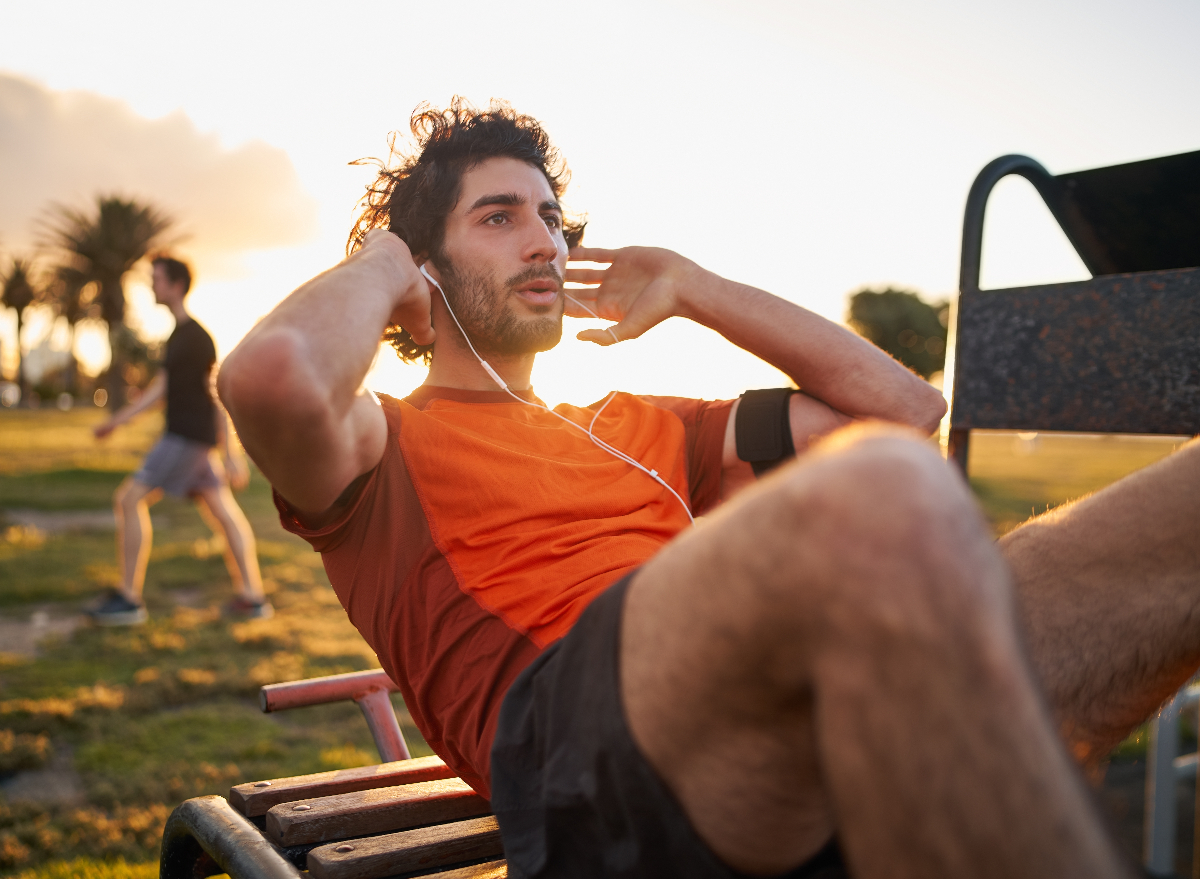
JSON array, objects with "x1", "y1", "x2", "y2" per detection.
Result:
[
  {"x1": 355, "y1": 230, "x2": 436, "y2": 348},
  {"x1": 565, "y1": 246, "x2": 703, "y2": 346}
]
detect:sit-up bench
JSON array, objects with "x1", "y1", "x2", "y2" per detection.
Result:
[{"x1": 160, "y1": 669, "x2": 507, "y2": 879}]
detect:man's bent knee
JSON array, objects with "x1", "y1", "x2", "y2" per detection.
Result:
[
  {"x1": 684, "y1": 424, "x2": 1013, "y2": 688},
  {"x1": 620, "y1": 426, "x2": 1018, "y2": 873}
]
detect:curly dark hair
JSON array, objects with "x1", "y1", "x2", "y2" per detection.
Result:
[{"x1": 349, "y1": 97, "x2": 586, "y2": 365}]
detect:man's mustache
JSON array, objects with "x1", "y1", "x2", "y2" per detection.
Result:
[{"x1": 507, "y1": 265, "x2": 564, "y2": 290}]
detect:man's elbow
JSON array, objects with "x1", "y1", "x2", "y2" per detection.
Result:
[
  {"x1": 218, "y1": 331, "x2": 317, "y2": 432},
  {"x1": 905, "y1": 383, "x2": 948, "y2": 436}
]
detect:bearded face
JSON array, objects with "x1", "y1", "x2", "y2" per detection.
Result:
[{"x1": 435, "y1": 253, "x2": 565, "y2": 357}]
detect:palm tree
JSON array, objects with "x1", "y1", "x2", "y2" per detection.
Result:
[
  {"x1": 2, "y1": 257, "x2": 40, "y2": 406},
  {"x1": 46, "y1": 265, "x2": 95, "y2": 396},
  {"x1": 45, "y1": 196, "x2": 172, "y2": 409}
]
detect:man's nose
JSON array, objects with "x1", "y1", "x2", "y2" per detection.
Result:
[{"x1": 522, "y1": 217, "x2": 564, "y2": 263}]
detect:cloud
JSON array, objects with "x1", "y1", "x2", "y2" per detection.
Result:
[{"x1": 0, "y1": 72, "x2": 318, "y2": 275}]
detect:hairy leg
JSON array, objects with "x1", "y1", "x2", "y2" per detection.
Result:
[
  {"x1": 113, "y1": 477, "x2": 160, "y2": 601},
  {"x1": 195, "y1": 485, "x2": 264, "y2": 600},
  {"x1": 621, "y1": 425, "x2": 1130, "y2": 878},
  {"x1": 1003, "y1": 437, "x2": 1200, "y2": 767}
]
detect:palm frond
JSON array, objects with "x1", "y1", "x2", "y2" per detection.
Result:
[
  {"x1": 2, "y1": 257, "x2": 39, "y2": 315},
  {"x1": 43, "y1": 195, "x2": 174, "y2": 326}
]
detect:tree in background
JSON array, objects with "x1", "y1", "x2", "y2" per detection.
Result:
[
  {"x1": 45, "y1": 265, "x2": 96, "y2": 396},
  {"x1": 1, "y1": 256, "x2": 40, "y2": 405},
  {"x1": 846, "y1": 287, "x2": 949, "y2": 380},
  {"x1": 45, "y1": 196, "x2": 172, "y2": 409}
]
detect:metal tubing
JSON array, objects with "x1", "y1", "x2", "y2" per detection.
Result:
[
  {"x1": 1195, "y1": 694, "x2": 1200, "y2": 879},
  {"x1": 1145, "y1": 694, "x2": 1183, "y2": 876},
  {"x1": 959, "y1": 155, "x2": 1064, "y2": 295},
  {"x1": 260, "y1": 669, "x2": 399, "y2": 713},
  {"x1": 160, "y1": 795, "x2": 303, "y2": 879},
  {"x1": 946, "y1": 429, "x2": 970, "y2": 475},
  {"x1": 358, "y1": 685, "x2": 411, "y2": 762},
  {"x1": 259, "y1": 669, "x2": 409, "y2": 763},
  {"x1": 948, "y1": 153, "x2": 1098, "y2": 467}
]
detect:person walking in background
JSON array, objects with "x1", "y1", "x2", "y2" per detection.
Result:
[{"x1": 90, "y1": 255, "x2": 270, "y2": 625}]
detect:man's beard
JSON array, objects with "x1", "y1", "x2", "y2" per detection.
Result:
[{"x1": 437, "y1": 255, "x2": 564, "y2": 357}]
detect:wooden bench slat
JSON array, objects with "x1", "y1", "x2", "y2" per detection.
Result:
[
  {"x1": 434, "y1": 860, "x2": 506, "y2": 879},
  {"x1": 230, "y1": 755, "x2": 454, "y2": 817},
  {"x1": 267, "y1": 778, "x2": 490, "y2": 846},
  {"x1": 306, "y1": 815, "x2": 502, "y2": 879}
]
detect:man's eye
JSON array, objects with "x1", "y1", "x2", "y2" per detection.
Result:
[
  {"x1": 543, "y1": 214, "x2": 562, "y2": 230},
  {"x1": 485, "y1": 213, "x2": 508, "y2": 225}
]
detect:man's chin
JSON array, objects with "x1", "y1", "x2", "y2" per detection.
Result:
[
  {"x1": 478, "y1": 317, "x2": 563, "y2": 357},
  {"x1": 518, "y1": 322, "x2": 564, "y2": 355}
]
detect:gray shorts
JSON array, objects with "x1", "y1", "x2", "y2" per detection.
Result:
[{"x1": 135, "y1": 433, "x2": 223, "y2": 498}]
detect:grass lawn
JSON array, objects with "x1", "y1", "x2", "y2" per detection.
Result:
[
  {"x1": 965, "y1": 429, "x2": 1187, "y2": 535},
  {"x1": 0, "y1": 409, "x2": 1189, "y2": 876},
  {"x1": 0, "y1": 408, "x2": 432, "y2": 876}
]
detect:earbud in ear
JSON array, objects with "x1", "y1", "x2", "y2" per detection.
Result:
[{"x1": 420, "y1": 263, "x2": 442, "y2": 293}]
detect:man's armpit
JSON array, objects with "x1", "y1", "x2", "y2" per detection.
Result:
[{"x1": 285, "y1": 468, "x2": 376, "y2": 532}]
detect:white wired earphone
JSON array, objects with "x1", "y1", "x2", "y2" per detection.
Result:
[{"x1": 419, "y1": 263, "x2": 694, "y2": 524}]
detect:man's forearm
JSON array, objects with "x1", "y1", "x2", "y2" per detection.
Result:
[
  {"x1": 223, "y1": 256, "x2": 399, "y2": 416},
  {"x1": 105, "y1": 374, "x2": 165, "y2": 428},
  {"x1": 682, "y1": 273, "x2": 946, "y2": 432},
  {"x1": 217, "y1": 232, "x2": 429, "y2": 514}
]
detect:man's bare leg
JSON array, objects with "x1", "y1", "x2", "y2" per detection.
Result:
[
  {"x1": 621, "y1": 425, "x2": 1130, "y2": 878},
  {"x1": 113, "y1": 477, "x2": 161, "y2": 602},
  {"x1": 194, "y1": 484, "x2": 264, "y2": 601},
  {"x1": 1003, "y1": 437, "x2": 1200, "y2": 767}
]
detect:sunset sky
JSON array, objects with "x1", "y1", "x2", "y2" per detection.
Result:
[{"x1": 2, "y1": 0, "x2": 1198, "y2": 406}]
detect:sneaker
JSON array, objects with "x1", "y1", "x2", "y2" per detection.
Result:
[
  {"x1": 224, "y1": 595, "x2": 274, "y2": 620},
  {"x1": 88, "y1": 590, "x2": 148, "y2": 626}
]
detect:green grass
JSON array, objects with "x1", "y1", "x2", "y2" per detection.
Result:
[
  {"x1": 0, "y1": 409, "x2": 162, "y2": 477},
  {"x1": 0, "y1": 409, "x2": 430, "y2": 874},
  {"x1": 0, "y1": 470, "x2": 127, "y2": 511},
  {"x1": 8, "y1": 856, "x2": 159, "y2": 879},
  {"x1": 964, "y1": 430, "x2": 1185, "y2": 535}
]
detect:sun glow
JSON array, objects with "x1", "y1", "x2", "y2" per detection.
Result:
[{"x1": 1, "y1": 0, "x2": 1197, "y2": 405}]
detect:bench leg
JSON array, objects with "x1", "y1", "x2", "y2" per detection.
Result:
[
  {"x1": 160, "y1": 795, "x2": 303, "y2": 879},
  {"x1": 1145, "y1": 693, "x2": 1183, "y2": 876}
]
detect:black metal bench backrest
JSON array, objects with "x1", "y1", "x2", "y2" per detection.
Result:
[{"x1": 946, "y1": 152, "x2": 1200, "y2": 472}]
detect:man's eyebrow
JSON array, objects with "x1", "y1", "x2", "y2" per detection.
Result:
[
  {"x1": 467, "y1": 192, "x2": 522, "y2": 213},
  {"x1": 466, "y1": 192, "x2": 563, "y2": 214}
]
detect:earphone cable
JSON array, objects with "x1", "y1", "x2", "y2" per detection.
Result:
[{"x1": 418, "y1": 264, "x2": 694, "y2": 523}]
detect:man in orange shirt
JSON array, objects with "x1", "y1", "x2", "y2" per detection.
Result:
[{"x1": 220, "y1": 100, "x2": 1198, "y2": 879}]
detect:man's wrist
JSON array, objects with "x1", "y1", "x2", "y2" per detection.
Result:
[
  {"x1": 675, "y1": 268, "x2": 736, "y2": 328},
  {"x1": 351, "y1": 234, "x2": 420, "y2": 312}
]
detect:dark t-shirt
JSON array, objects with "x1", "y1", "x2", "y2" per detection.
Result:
[{"x1": 163, "y1": 318, "x2": 217, "y2": 446}]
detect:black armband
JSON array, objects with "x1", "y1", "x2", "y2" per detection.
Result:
[{"x1": 735, "y1": 388, "x2": 797, "y2": 477}]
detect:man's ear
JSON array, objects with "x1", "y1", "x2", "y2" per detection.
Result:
[{"x1": 418, "y1": 256, "x2": 444, "y2": 286}]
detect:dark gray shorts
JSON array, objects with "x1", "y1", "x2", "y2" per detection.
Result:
[
  {"x1": 134, "y1": 433, "x2": 222, "y2": 498},
  {"x1": 490, "y1": 574, "x2": 847, "y2": 879}
]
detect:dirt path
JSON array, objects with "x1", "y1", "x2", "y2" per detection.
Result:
[
  {"x1": 0, "y1": 607, "x2": 84, "y2": 658},
  {"x1": 3, "y1": 507, "x2": 164, "y2": 533}
]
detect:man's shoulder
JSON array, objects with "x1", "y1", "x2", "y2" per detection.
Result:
[
  {"x1": 168, "y1": 317, "x2": 215, "y2": 351},
  {"x1": 184, "y1": 317, "x2": 215, "y2": 344}
]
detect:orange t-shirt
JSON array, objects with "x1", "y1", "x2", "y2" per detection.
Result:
[{"x1": 275, "y1": 386, "x2": 732, "y2": 797}]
